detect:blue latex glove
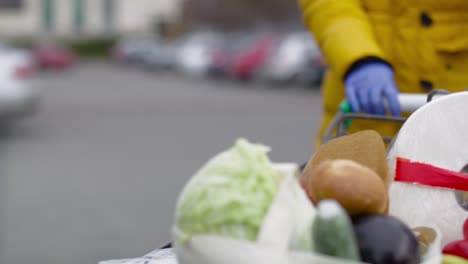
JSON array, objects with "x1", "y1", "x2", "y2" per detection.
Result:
[{"x1": 345, "y1": 62, "x2": 401, "y2": 116}]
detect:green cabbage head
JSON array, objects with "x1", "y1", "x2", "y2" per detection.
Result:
[{"x1": 175, "y1": 138, "x2": 281, "y2": 242}]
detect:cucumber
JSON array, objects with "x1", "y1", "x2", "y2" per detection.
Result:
[{"x1": 312, "y1": 200, "x2": 361, "y2": 261}]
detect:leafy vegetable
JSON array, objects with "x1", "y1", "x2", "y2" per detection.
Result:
[{"x1": 175, "y1": 138, "x2": 281, "y2": 242}]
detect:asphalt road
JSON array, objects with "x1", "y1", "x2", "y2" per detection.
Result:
[{"x1": 0, "y1": 62, "x2": 322, "y2": 264}]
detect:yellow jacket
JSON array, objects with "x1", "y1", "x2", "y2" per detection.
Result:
[{"x1": 300, "y1": 0, "x2": 468, "y2": 145}]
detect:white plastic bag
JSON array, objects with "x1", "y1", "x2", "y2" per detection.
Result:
[
  {"x1": 99, "y1": 248, "x2": 178, "y2": 264},
  {"x1": 173, "y1": 164, "x2": 442, "y2": 264}
]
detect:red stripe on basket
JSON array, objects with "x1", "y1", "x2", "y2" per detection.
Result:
[{"x1": 395, "y1": 158, "x2": 468, "y2": 191}]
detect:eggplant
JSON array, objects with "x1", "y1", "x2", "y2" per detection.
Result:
[{"x1": 352, "y1": 215, "x2": 421, "y2": 264}]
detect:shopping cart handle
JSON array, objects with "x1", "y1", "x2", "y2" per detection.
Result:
[
  {"x1": 337, "y1": 92, "x2": 443, "y2": 129},
  {"x1": 324, "y1": 91, "x2": 450, "y2": 144},
  {"x1": 397, "y1": 91, "x2": 448, "y2": 113},
  {"x1": 340, "y1": 92, "x2": 446, "y2": 115},
  {"x1": 398, "y1": 93, "x2": 428, "y2": 113}
]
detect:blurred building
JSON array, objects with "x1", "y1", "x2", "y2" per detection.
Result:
[
  {"x1": 0, "y1": 0, "x2": 182, "y2": 38},
  {"x1": 182, "y1": 0, "x2": 299, "y2": 30}
]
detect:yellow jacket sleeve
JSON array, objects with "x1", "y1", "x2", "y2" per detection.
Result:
[{"x1": 300, "y1": 0, "x2": 387, "y2": 79}]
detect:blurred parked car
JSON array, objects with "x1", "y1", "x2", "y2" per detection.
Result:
[
  {"x1": 175, "y1": 31, "x2": 223, "y2": 77},
  {"x1": 143, "y1": 40, "x2": 180, "y2": 71},
  {"x1": 229, "y1": 33, "x2": 281, "y2": 81},
  {"x1": 207, "y1": 33, "x2": 258, "y2": 79},
  {"x1": 33, "y1": 42, "x2": 75, "y2": 70},
  {"x1": 111, "y1": 34, "x2": 160, "y2": 64},
  {"x1": 301, "y1": 57, "x2": 326, "y2": 87},
  {"x1": 261, "y1": 32, "x2": 325, "y2": 86},
  {"x1": 0, "y1": 44, "x2": 39, "y2": 119}
]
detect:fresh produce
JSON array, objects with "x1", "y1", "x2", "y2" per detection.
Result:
[
  {"x1": 352, "y1": 214, "x2": 421, "y2": 264},
  {"x1": 444, "y1": 255, "x2": 468, "y2": 264},
  {"x1": 312, "y1": 200, "x2": 360, "y2": 261},
  {"x1": 412, "y1": 226, "x2": 437, "y2": 256},
  {"x1": 455, "y1": 163, "x2": 468, "y2": 211},
  {"x1": 175, "y1": 139, "x2": 281, "y2": 241},
  {"x1": 443, "y1": 217, "x2": 468, "y2": 259},
  {"x1": 303, "y1": 130, "x2": 388, "y2": 183},
  {"x1": 443, "y1": 240, "x2": 468, "y2": 260},
  {"x1": 302, "y1": 159, "x2": 388, "y2": 215},
  {"x1": 464, "y1": 218, "x2": 468, "y2": 240}
]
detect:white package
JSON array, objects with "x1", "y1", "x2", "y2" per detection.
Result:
[{"x1": 388, "y1": 92, "x2": 468, "y2": 246}]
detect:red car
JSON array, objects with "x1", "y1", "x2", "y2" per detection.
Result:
[
  {"x1": 230, "y1": 34, "x2": 280, "y2": 81},
  {"x1": 33, "y1": 44, "x2": 76, "y2": 70}
]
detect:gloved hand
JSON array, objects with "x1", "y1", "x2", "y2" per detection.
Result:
[{"x1": 345, "y1": 62, "x2": 401, "y2": 116}]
